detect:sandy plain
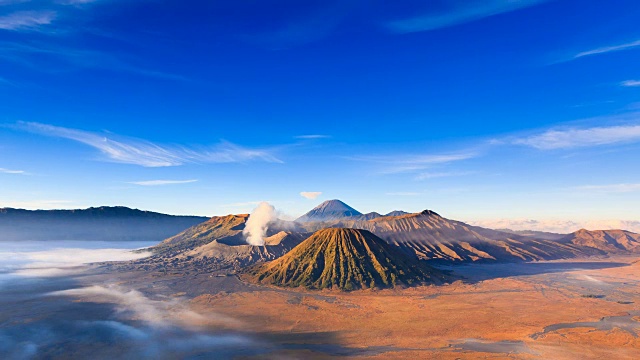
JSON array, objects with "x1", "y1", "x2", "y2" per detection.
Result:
[{"x1": 99, "y1": 257, "x2": 640, "y2": 359}]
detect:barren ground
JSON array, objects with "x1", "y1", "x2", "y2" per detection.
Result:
[{"x1": 102, "y1": 256, "x2": 640, "y2": 359}]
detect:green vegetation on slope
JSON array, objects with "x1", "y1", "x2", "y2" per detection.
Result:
[{"x1": 245, "y1": 228, "x2": 449, "y2": 291}]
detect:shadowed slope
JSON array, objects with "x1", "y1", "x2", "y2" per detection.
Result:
[
  {"x1": 304, "y1": 210, "x2": 590, "y2": 263},
  {"x1": 245, "y1": 228, "x2": 449, "y2": 290}
]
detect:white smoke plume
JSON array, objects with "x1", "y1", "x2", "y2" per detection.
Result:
[{"x1": 243, "y1": 202, "x2": 277, "y2": 246}]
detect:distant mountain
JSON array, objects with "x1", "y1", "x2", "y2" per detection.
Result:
[
  {"x1": 560, "y1": 229, "x2": 640, "y2": 254},
  {"x1": 385, "y1": 210, "x2": 410, "y2": 217},
  {"x1": 496, "y1": 229, "x2": 566, "y2": 241},
  {"x1": 295, "y1": 199, "x2": 362, "y2": 222},
  {"x1": 359, "y1": 212, "x2": 382, "y2": 220},
  {"x1": 0, "y1": 206, "x2": 208, "y2": 242},
  {"x1": 305, "y1": 210, "x2": 591, "y2": 263},
  {"x1": 244, "y1": 228, "x2": 449, "y2": 290}
]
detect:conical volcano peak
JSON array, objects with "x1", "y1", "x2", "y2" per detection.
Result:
[
  {"x1": 296, "y1": 199, "x2": 362, "y2": 222},
  {"x1": 313, "y1": 200, "x2": 360, "y2": 214},
  {"x1": 420, "y1": 209, "x2": 441, "y2": 217},
  {"x1": 244, "y1": 228, "x2": 448, "y2": 290}
]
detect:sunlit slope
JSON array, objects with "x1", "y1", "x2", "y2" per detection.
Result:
[
  {"x1": 246, "y1": 228, "x2": 449, "y2": 290},
  {"x1": 154, "y1": 214, "x2": 249, "y2": 255},
  {"x1": 560, "y1": 229, "x2": 640, "y2": 254}
]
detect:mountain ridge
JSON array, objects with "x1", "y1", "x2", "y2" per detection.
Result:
[
  {"x1": 0, "y1": 206, "x2": 208, "y2": 242},
  {"x1": 560, "y1": 229, "x2": 640, "y2": 254}
]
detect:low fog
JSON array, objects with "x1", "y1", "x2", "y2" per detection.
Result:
[
  {"x1": 0, "y1": 241, "x2": 152, "y2": 281},
  {"x1": 0, "y1": 242, "x2": 268, "y2": 359},
  {"x1": 0, "y1": 283, "x2": 260, "y2": 359}
]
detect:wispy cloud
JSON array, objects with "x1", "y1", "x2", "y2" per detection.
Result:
[
  {"x1": 128, "y1": 180, "x2": 198, "y2": 186},
  {"x1": 0, "y1": 77, "x2": 15, "y2": 86},
  {"x1": 386, "y1": 0, "x2": 547, "y2": 33},
  {"x1": 219, "y1": 201, "x2": 265, "y2": 208},
  {"x1": 575, "y1": 183, "x2": 640, "y2": 193},
  {"x1": 0, "y1": 10, "x2": 56, "y2": 31},
  {"x1": 513, "y1": 124, "x2": 640, "y2": 150},
  {"x1": 12, "y1": 121, "x2": 283, "y2": 167},
  {"x1": 0, "y1": 42, "x2": 188, "y2": 81},
  {"x1": 574, "y1": 39, "x2": 640, "y2": 59},
  {"x1": 294, "y1": 134, "x2": 331, "y2": 139},
  {"x1": 414, "y1": 171, "x2": 474, "y2": 181},
  {"x1": 0, "y1": 167, "x2": 25, "y2": 174},
  {"x1": 385, "y1": 192, "x2": 422, "y2": 196},
  {"x1": 56, "y1": 0, "x2": 100, "y2": 5},
  {"x1": 0, "y1": 0, "x2": 32, "y2": 5},
  {"x1": 621, "y1": 80, "x2": 640, "y2": 87},
  {"x1": 300, "y1": 191, "x2": 322, "y2": 199},
  {"x1": 354, "y1": 152, "x2": 477, "y2": 175}
]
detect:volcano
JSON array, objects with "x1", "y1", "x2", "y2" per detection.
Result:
[
  {"x1": 245, "y1": 228, "x2": 449, "y2": 290},
  {"x1": 295, "y1": 199, "x2": 362, "y2": 222}
]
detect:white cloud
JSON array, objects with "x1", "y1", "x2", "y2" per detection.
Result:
[
  {"x1": 621, "y1": 80, "x2": 640, "y2": 87},
  {"x1": 575, "y1": 183, "x2": 640, "y2": 193},
  {"x1": 128, "y1": 179, "x2": 198, "y2": 186},
  {"x1": 387, "y1": 0, "x2": 547, "y2": 33},
  {"x1": 513, "y1": 124, "x2": 640, "y2": 149},
  {"x1": 294, "y1": 134, "x2": 330, "y2": 139},
  {"x1": 0, "y1": 167, "x2": 25, "y2": 174},
  {"x1": 363, "y1": 152, "x2": 477, "y2": 175},
  {"x1": 0, "y1": 77, "x2": 16, "y2": 86},
  {"x1": 574, "y1": 39, "x2": 640, "y2": 59},
  {"x1": 56, "y1": 0, "x2": 100, "y2": 5},
  {"x1": 0, "y1": 11, "x2": 56, "y2": 31},
  {"x1": 0, "y1": 0, "x2": 31, "y2": 5},
  {"x1": 13, "y1": 121, "x2": 282, "y2": 167},
  {"x1": 415, "y1": 171, "x2": 474, "y2": 180},
  {"x1": 1, "y1": 42, "x2": 188, "y2": 81},
  {"x1": 468, "y1": 218, "x2": 640, "y2": 234},
  {"x1": 300, "y1": 191, "x2": 322, "y2": 199}
]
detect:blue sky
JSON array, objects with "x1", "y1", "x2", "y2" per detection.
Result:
[{"x1": 1, "y1": 0, "x2": 640, "y2": 224}]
